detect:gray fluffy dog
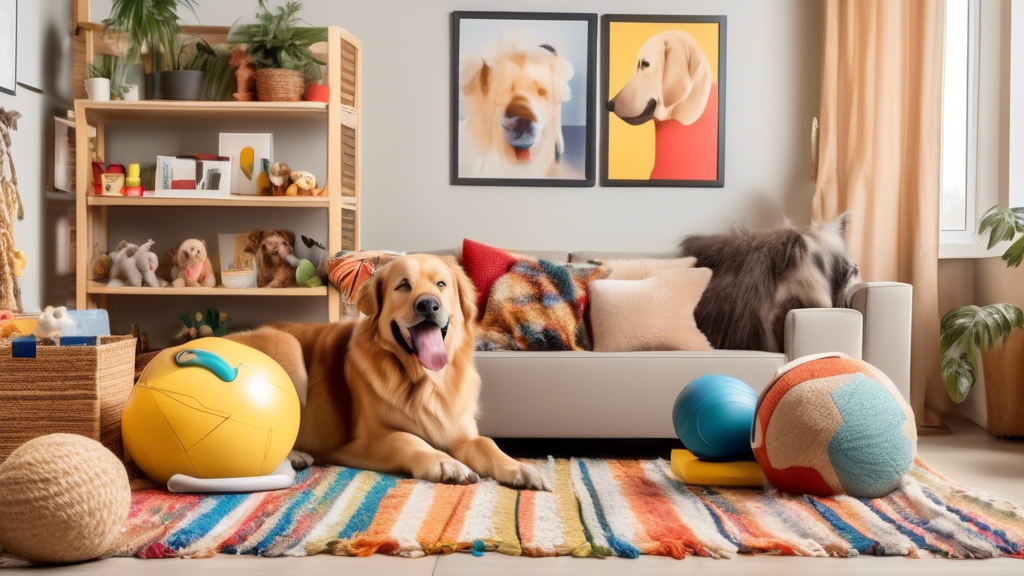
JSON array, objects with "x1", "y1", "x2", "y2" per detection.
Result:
[{"x1": 680, "y1": 213, "x2": 862, "y2": 352}]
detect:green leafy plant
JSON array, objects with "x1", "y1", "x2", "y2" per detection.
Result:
[
  {"x1": 979, "y1": 206, "x2": 1024, "y2": 267},
  {"x1": 103, "y1": 0, "x2": 198, "y2": 86},
  {"x1": 87, "y1": 55, "x2": 118, "y2": 80},
  {"x1": 940, "y1": 204, "x2": 1024, "y2": 403},
  {"x1": 185, "y1": 41, "x2": 238, "y2": 101},
  {"x1": 227, "y1": 0, "x2": 326, "y2": 82},
  {"x1": 179, "y1": 309, "x2": 232, "y2": 340}
]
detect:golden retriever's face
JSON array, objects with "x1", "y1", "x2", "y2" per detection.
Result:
[
  {"x1": 462, "y1": 45, "x2": 573, "y2": 163},
  {"x1": 357, "y1": 255, "x2": 477, "y2": 373},
  {"x1": 607, "y1": 31, "x2": 710, "y2": 124}
]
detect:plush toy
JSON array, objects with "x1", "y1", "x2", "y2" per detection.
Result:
[
  {"x1": 244, "y1": 229, "x2": 296, "y2": 288},
  {"x1": 269, "y1": 162, "x2": 291, "y2": 196},
  {"x1": 286, "y1": 170, "x2": 323, "y2": 196},
  {"x1": 229, "y1": 48, "x2": 257, "y2": 102},
  {"x1": 35, "y1": 305, "x2": 76, "y2": 343},
  {"x1": 90, "y1": 244, "x2": 112, "y2": 279},
  {"x1": 170, "y1": 239, "x2": 217, "y2": 288},
  {"x1": 751, "y1": 353, "x2": 917, "y2": 498},
  {"x1": 301, "y1": 235, "x2": 329, "y2": 279},
  {"x1": 0, "y1": 434, "x2": 131, "y2": 564},
  {"x1": 0, "y1": 309, "x2": 16, "y2": 338},
  {"x1": 108, "y1": 239, "x2": 161, "y2": 288}
]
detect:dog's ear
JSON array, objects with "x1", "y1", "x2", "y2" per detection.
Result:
[
  {"x1": 356, "y1": 270, "x2": 383, "y2": 319},
  {"x1": 819, "y1": 212, "x2": 853, "y2": 243},
  {"x1": 662, "y1": 36, "x2": 699, "y2": 109},
  {"x1": 550, "y1": 53, "x2": 574, "y2": 103},
  {"x1": 442, "y1": 255, "x2": 478, "y2": 322},
  {"x1": 243, "y1": 230, "x2": 264, "y2": 254},
  {"x1": 461, "y1": 57, "x2": 491, "y2": 97}
]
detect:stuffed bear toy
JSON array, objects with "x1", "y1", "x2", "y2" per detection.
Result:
[
  {"x1": 108, "y1": 239, "x2": 162, "y2": 287},
  {"x1": 286, "y1": 171, "x2": 324, "y2": 196},
  {"x1": 170, "y1": 238, "x2": 217, "y2": 288}
]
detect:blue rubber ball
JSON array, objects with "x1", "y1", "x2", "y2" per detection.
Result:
[{"x1": 672, "y1": 375, "x2": 757, "y2": 461}]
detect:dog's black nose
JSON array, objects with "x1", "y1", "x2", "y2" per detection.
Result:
[
  {"x1": 415, "y1": 295, "x2": 441, "y2": 317},
  {"x1": 606, "y1": 100, "x2": 615, "y2": 112},
  {"x1": 511, "y1": 117, "x2": 532, "y2": 136}
]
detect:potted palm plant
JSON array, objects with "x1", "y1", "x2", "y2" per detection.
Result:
[
  {"x1": 940, "y1": 205, "x2": 1024, "y2": 436},
  {"x1": 103, "y1": 0, "x2": 197, "y2": 99},
  {"x1": 228, "y1": 0, "x2": 327, "y2": 102}
]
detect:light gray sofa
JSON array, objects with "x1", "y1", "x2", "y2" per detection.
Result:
[{"x1": 433, "y1": 248, "x2": 913, "y2": 439}]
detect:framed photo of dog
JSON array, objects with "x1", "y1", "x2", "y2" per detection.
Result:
[
  {"x1": 601, "y1": 15, "x2": 727, "y2": 187},
  {"x1": 451, "y1": 11, "x2": 597, "y2": 187}
]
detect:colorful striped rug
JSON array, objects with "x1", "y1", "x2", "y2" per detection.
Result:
[{"x1": 92, "y1": 458, "x2": 1024, "y2": 560}]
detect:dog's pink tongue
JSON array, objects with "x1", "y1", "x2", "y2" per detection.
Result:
[{"x1": 410, "y1": 323, "x2": 447, "y2": 371}]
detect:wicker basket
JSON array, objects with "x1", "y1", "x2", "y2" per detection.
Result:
[
  {"x1": 0, "y1": 336, "x2": 136, "y2": 460},
  {"x1": 256, "y1": 68, "x2": 305, "y2": 102}
]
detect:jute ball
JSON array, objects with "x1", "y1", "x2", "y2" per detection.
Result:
[{"x1": 0, "y1": 434, "x2": 131, "y2": 563}]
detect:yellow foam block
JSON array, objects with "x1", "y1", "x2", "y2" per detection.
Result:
[{"x1": 670, "y1": 449, "x2": 766, "y2": 487}]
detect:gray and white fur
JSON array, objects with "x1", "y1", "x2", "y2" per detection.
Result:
[{"x1": 680, "y1": 213, "x2": 861, "y2": 352}]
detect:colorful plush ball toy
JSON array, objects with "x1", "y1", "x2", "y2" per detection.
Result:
[
  {"x1": 0, "y1": 434, "x2": 130, "y2": 564},
  {"x1": 751, "y1": 353, "x2": 917, "y2": 498},
  {"x1": 122, "y1": 338, "x2": 300, "y2": 486},
  {"x1": 672, "y1": 374, "x2": 758, "y2": 461}
]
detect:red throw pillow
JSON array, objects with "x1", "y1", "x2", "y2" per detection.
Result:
[{"x1": 461, "y1": 239, "x2": 516, "y2": 316}]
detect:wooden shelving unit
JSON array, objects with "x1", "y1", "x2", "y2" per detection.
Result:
[{"x1": 72, "y1": 20, "x2": 361, "y2": 322}]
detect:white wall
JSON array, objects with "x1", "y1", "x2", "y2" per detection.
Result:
[
  {"x1": 93, "y1": 0, "x2": 822, "y2": 253},
  {"x1": 85, "y1": 0, "x2": 821, "y2": 343},
  {"x1": 0, "y1": 3, "x2": 73, "y2": 312}
]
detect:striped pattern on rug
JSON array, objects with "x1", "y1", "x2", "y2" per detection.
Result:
[
  {"x1": 112, "y1": 458, "x2": 589, "y2": 559},
  {"x1": 572, "y1": 459, "x2": 1024, "y2": 559},
  {"x1": 88, "y1": 458, "x2": 1024, "y2": 560}
]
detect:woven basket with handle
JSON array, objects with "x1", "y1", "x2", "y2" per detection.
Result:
[
  {"x1": 0, "y1": 335, "x2": 136, "y2": 460},
  {"x1": 256, "y1": 68, "x2": 305, "y2": 102}
]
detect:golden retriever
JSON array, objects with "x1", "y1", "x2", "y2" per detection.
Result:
[
  {"x1": 229, "y1": 254, "x2": 549, "y2": 490},
  {"x1": 459, "y1": 42, "x2": 574, "y2": 179},
  {"x1": 607, "y1": 30, "x2": 711, "y2": 126}
]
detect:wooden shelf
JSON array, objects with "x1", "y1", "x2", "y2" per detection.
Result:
[
  {"x1": 86, "y1": 281, "x2": 327, "y2": 297},
  {"x1": 86, "y1": 195, "x2": 355, "y2": 209},
  {"x1": 76, "y1": 100, "x2": 330, "y2": 122}
]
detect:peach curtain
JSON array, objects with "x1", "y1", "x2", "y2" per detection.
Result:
[{"x1": 813, "y1": 0, "x2": 950, "y2": 428}]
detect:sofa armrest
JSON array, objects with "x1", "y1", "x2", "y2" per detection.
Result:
[
  {"x1": 784, "y1": 308, "x2": 864, "y2": 361},
  {"x1": 847, "y1": 282, "x2": 913, "y2": 403}
]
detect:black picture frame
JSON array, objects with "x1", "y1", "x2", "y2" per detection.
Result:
[
  {"x1": 451, "y1": 11, "x2": 597, "y2": 187},
  {"x1": 0, "y1": 0, "x2": 16, "y2": 96},
  {"x1": 600, "y1": 14, "x2": 727, "y2": 188}
]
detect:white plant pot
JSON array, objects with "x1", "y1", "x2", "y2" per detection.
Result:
[
  {"x1": 122, "y1": 84, "x2": 140, "y2": 101},
  {"x1": 85, "y1": 78, "x2": 111, "y2": 101}
]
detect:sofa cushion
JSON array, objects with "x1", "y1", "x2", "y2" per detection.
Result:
[
  {"x1": 460, "y1": 239, "x2": 517, "y2": 316},
  {"x1": 477, "y1": 258, "x2": 607, "y2": 351},
  {"x1": 590, "y1": 268, "x2": 713, "y2": 352},
  {"x1": 571, "y1": 250, "x2": 675, "y2": 263},
  {"x1": 602, "y1": 257, "x2": 697, "y2": 280}
]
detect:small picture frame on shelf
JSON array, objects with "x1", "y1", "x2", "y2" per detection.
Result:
[
  {"x1": 219, "y1": 133, "x2": 274, "y2": 196},
  {"x1": 154, "y1": 155, "x2": 231, "y2": 198}
]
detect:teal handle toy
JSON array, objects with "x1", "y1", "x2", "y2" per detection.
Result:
[{"x1": 175, "y1": 348, "x2": 238, "y2": 382}]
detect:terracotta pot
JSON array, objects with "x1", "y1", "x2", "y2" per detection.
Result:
[{"x1": 982, "y1": 330, "x2": 1024, "y2": 438}]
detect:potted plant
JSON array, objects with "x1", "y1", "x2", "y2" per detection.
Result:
[
  {"x1": 227, "y1": 0, "x2": 327, "y2": 102},
  {"x1": 103, "y1": 0, "x2": 197, "y2": 100},
  {"x1": 86, "y1": 55, "x2": 116, "y2": 101},
  {"x1": 940, "y1": 205, "x2": 1024, "y2": 435}
]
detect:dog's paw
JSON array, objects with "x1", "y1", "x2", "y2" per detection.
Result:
[
  {"x1": 417, "y1": 457, "x2": 479, "y2": 485},
  {"x1": 287, "y1": 450, "x2": 315, "y2": 470},
  {"x1": 498, "y1": 463, "x2": 552, "y2": 491}
]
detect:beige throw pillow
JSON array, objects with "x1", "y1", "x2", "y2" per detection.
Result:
[
  {"x1": 590, "y1": 267, "x2": 713, "y2": 352},
  {"x1": 602, "y1": 257, "x2": 696, "y2": 280}
]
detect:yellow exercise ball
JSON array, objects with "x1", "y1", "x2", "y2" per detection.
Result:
[
  {"x1": 0, "y1": 434, "x2": 131, "y2": 564},
  {"x1": 122, "y1": 338, "x2": 300, "y2": 485}
]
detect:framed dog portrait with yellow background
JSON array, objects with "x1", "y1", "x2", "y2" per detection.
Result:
[
  {"x1": 602, "y1": 15, "x2": 726, "y2": 187},
  {"x1": 452, "y1": 12, "x2": 597, "y2": 187}
]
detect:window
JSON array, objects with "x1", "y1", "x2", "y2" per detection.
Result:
[{"x1": 939, "y1": 0, "x2": 1015, "y2": 257}]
